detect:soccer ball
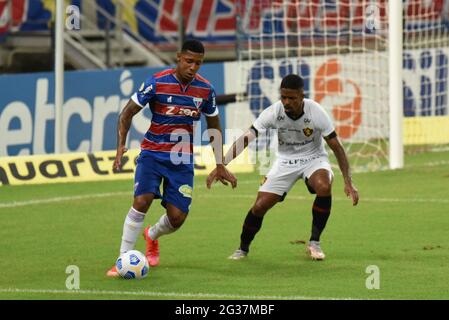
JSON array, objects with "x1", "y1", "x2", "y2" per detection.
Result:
[{"x1": 116, "y1": 250, "x2": 149, "y2": 280}]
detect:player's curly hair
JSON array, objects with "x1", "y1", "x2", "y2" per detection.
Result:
[
  {"x1": 281, "y1": 74, "x2": 304, "y2": 90},
  {"x1": 181, "y1": 39, "x2": 205, "y2": 54}
]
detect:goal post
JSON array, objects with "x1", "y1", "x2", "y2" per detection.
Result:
[
  {"x1": 231, "y1": 0, "x2": 449, "y2": 172},
  {"x1": 389, "y1": 0, "x2": 404, "y2": 169}
]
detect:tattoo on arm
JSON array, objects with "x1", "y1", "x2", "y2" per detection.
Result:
[{"x1": 117, "y1": 100, "x2": 141, "y2": 148}]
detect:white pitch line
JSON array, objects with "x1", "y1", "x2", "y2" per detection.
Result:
[
  {"x1": 197, "y1": 194, "x2": 449, "y2": 204},
  {"x1": 1, "y1": 178, "x2": 448, "y2": 209},
  {"x1": 0, "y1": 180, "x2": 259, "y2": 209},
  {"x1": 407, "y1": 159, "x2": 449, "y2": 168},
  {"x1": 0, "y1": 192, "x2": 130, "y2": 208},
  {"x1": 0, "y1": 288, "x2": 362, "y2": 300}
]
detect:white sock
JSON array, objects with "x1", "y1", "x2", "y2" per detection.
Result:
[
  {"x1": 148, "y1": 214, "x2": 177, "y2": 241},
  {"x1": 119, "y1": 207, "x2": 146, "y2": 254}
]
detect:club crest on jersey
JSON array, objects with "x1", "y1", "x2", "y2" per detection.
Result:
[
  {"x1": 193, "y1": 97, "x2": 203, "y2": 108},
  {"x1": 303, "y1": 127, "x2": 314, "y2": 137}
]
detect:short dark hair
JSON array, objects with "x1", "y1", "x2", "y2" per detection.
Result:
[
  {"x1": 181, "y1": 39, "x2": 205, "y2": 54},
  {"x1": 280, "y1": 74, "x2": 304, "y2": 90}
]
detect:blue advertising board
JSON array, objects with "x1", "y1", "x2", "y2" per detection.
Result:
[{"x1": 0, "y1": 63, "x2": 225, "y2": 156}]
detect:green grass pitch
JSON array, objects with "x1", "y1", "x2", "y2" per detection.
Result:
[{"x1": 0, "y1": 150, "x2": 448, "y2": 300}]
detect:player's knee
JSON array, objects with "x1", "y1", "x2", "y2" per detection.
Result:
[
  {"x1": 314, "y1": 182, "x2": 332, "y2": 196},
  {"x1": 167, "y1": 214, "x2": 186, "y2": 229},
  {"x1": 132, "y1": 197, "x2": 152, "y2": 213},
  {"x1": 251, "y1": 202, "x2": 269, "y2": 217}
]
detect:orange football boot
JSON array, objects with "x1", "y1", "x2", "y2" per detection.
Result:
[
  {"x1": 143, "y1": 226, "x2": 160, "y2": 266},
  {"x1": 106, "y1": 265, "x2": 120, "y2": 277}
]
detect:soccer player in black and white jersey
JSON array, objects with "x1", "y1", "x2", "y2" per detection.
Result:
[{"x1": 207, "y1": 74, "x2": 359, "y2": 260}]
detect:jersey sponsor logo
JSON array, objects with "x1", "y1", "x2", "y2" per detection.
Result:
[
  {"x1": 279, "y1": 128, "x2": 302, "y2": 133},
  {"x1": 277, "y1": 115, "x2": 285, "y2": 121},
  {"x1": 279, "y1": 138, "x2": 314, "y2": 147},
  {"x1": 281, "y1": 155, "x2": 321, "y2": 166},
  {"x1": 165, "y1": 106, "x2": 200, "y2": 118},
  {"x1": 303, "y1": 127, "x2": 314, "y2": 137},
  {"x1": 193, "y1": 97, "x2": 203, "y2": 108},
  {"x1": 178, "y1": 184, "x2": 193, "y2": 198}
]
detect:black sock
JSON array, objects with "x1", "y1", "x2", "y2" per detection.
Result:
[
  {"x1": 240, "y1": 209, "x2": 264, "y2": 252},
  {"x1": 310, "y1": 196, "x2": 332, "y2": 242}
]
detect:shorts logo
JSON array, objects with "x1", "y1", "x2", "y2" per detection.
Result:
[
  {"x1": 134, "y1": 182, "x2": 139, "y2": 191},
  {"x1": 303, "y1": 127, "x2": 314, "y2": 137},
  {"x1": 179, "y1": 184, "x2": 193, "y2": 198},
  {"x1": 260, "y1": 176, "x2": 267, "y2": 186}
]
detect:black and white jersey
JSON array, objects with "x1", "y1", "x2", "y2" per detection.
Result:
[{"x1": 252, "y1": 98, "x2": 334, "y2": 159}]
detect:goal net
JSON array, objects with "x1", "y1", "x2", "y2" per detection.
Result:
[{"x1": 231, "y1": 0, "x2": 449, "y2": 172}]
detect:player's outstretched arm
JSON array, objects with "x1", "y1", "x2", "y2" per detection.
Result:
[
  {"x1": 206, "y1": 128, "x2": 256, "y2": 189},
  {"x1": 205, "y1": 115, "x2": 237, "y2": 188},
  {"x1": 114, "y1": 99, "x2": 142, "y2": 171},
  {"x1": 325, "y1": 134, "x2": 359, "y2": 206},
  {"x1": 223, "y1": 128, "x2": 257, "y2": 166}
]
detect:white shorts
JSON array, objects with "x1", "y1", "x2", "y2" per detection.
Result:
[{"x1": 259, "y1": 155, "x2": 333, "y2": 198}]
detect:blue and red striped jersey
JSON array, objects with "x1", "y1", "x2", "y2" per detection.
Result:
[{"x1": 131, "y1": 68, "x2": 218, "y2": 158}]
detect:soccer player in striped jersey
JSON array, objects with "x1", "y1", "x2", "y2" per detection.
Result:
[
  {"x1": 107, "y1": 40, "x2": 236, "y2": 277},
  {"x1": 207, "y1": 74, "x2": 359, "y2": 261}
]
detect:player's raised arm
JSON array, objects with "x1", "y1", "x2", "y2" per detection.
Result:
[
  {"x1": 114, "y1": 99, "x2": 142, "y2": 171},
  {"x1": 206, "y1": 126, "x2": 257, "y2": 189},
  {"x1": 205, "y1": 114, "x2": 237, "y2": 189},
  {"x1": 223, "y1": 127, "x2": 257, "y2": 166},
  {"x1": 324, "y1": 134, "x2": 359, "y2": 206}
]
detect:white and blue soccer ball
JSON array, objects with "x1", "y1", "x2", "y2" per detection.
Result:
[{"x1": 116, "y1": 250, "x2": 149, "y2": 280}]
